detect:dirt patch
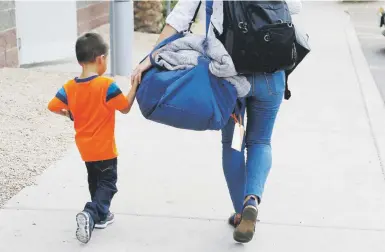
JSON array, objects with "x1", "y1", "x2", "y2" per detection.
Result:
[{"x1": 0, "y1": 68, "x2": 75, "y2": 207}]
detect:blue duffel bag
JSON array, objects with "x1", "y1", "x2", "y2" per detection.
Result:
[{"x1": 136, "y1": 0, "x2": 238, "y2": 131}]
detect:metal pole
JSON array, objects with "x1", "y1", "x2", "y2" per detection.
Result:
[
  {"x1": 109, "y1": 2, "x2": 116, "y2": 76},
  {"x1": 166, "y1": 0, "x2": 171, "y2": 16},
  {"x1": 110, "y1": 0, "x2": 133, "y2": 76}
]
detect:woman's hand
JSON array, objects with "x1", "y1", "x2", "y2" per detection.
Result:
[
  {"x1": 131, "y1": 24, "x2": 178, "y2": 85},
  {"x1": 130, "y1": 23, "x2": 178, "y2": 85},
  {"x1": 131, "y1": 56, "x2": 152, "y2": 85}
]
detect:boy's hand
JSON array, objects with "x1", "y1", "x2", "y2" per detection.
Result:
[
  {"x1": 120, "y1": 75, "x2": 141, "y2": 115},
  {"x1": 131, "y1": 75, "x2": 141, "y2": 89},
  {"x1": 131, "y1": 56, "x2": 151, "y2": 85},
  {"x1": 61, "y1": 109, "x2": 74, "y2": 121},
  {"x1": 62, "y1": 110, "x2": 69, "y2": 117},
  {"x1": 67, "y1": 110, "x2": 74, "y2": 121}
]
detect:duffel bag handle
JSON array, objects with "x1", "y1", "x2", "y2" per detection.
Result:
[{"x1": 148, "y1": 33, "x2": 185, "y2": 66}]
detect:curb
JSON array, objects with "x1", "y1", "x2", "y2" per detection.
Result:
[{"x1": 345, "y1": 15, "x2": 385, "y2": 178}]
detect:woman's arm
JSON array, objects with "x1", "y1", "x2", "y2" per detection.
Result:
[
  {"x1": 131, "y1": 0, "x2": 201, "y2": 84},
  {"x1": 165, "y1": 0, "x2": 201, "y2": 33},
  {"x1": 154, "y1": 25, "x2": 178, "y2": 47}
]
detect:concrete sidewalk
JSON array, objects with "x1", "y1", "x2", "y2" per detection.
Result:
[{"x1": 1, "y1": 2, "x2": 385, "y2": 251}]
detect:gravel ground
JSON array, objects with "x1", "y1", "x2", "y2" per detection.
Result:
[{"x1": 0, "y1": 68, "x2": 75, "y2": 207}]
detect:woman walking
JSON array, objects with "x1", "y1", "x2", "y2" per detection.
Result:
[{"x1": 132, "y1": 0, "x2": 302, "y2": 243}]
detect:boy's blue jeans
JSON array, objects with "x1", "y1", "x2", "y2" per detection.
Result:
[
  {"x1": 221, "y1": 71, "x2": 285, "y2": 213},
  {"x1": 84, "y1": 158, "x2": 118, "y2": 223}
]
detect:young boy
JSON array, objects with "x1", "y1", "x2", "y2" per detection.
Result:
[{"x1": 48, "y1": 33, "x2": 139, "y2": 244}]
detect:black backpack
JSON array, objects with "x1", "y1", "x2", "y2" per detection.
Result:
[{"x1": 219, "y1": 1, "x2": 297, "y2": 75}]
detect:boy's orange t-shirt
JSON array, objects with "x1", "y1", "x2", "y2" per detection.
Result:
[{"x1": 48, "y1": 75, "x2": 129, "y2": 162}]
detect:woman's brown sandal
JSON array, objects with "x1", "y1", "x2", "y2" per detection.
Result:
[
  {"x1": 228, "y1": 213, "x2": 242, "y2": 228},
  {"x1": 233, "y1": 196, "x2": 259, "y2": 243}
]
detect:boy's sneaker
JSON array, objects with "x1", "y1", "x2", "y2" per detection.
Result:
[
  {"x1": 76, "y1": 211, "x2": 93, "y2": 244},
  {"x1": 94, "y1": 212, "x2": 115, "y2": 229},
  {"x1": 233, "y1": 196, "x2": 258, "y2": 243}
]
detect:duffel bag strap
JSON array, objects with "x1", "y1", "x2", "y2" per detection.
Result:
[
  {"x1": 285, "y1": 73, "x2": 291, "y2": 100},
  {"x1": 231, "y1": 113, "x2": 242, "y2": 127},
  {"x1": 232, "y1": 98, "x2": 245, "y2": 126},
  {"x1": 148, "y1": 33, "x2": 184, "y2": 66}
]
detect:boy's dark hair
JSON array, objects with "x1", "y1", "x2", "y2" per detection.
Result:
[{"x1": 75, "y1": 33, "x2": 108, "y2": 63}]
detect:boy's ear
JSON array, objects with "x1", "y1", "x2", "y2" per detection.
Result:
[{"x1": 96, "y1": 55, "x2": 106, "y2": 64}]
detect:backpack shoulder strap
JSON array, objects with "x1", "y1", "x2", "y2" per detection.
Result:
[{"x1": 187, "y1": 1, "x2": 202, "y2": 32}]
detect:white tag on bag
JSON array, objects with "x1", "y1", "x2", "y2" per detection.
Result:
[{"x1": 231, "y1": 122, "x2": 245, "y2": 152}]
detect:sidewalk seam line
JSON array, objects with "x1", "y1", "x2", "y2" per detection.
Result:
[{"x1": 2, "y1": 207, "x2": 385, "y2": 233}]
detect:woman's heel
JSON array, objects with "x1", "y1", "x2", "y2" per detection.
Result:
[{"x1": 233, "y1": 196, "x2": 258, "y2": 243}]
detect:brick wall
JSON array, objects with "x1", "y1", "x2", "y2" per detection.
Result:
[
  {"x1": 0, "y1": 1, "x2": 18, "y2": 67},
  {"x1": 77, "y1": 1, "x2": 110, "y2": 35}
]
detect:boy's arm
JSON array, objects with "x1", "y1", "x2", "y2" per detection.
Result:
[
  {"x1": 51, "y1": 109, "x2": 70, "y2": 117},
  {"x1": 120, "y1": 81, "x2": 140, "y2": 114},
  {"x1": 106, "y1": 81, "x2": 139, "y2": 114},
  {"x1": 48, "y1": 87, "x2": 71, "y2": 119}
]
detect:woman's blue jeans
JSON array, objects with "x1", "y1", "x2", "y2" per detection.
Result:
[{"x1": 221, "y1": 71, "x2": 285, "y2": 213}]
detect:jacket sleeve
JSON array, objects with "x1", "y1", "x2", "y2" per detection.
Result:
[
  {"x1": 165, "y1": 0, "x2": 202, "y2": 32},
  {"x1": 287, "y1": 0, "x2": 302, "y2": 15}
]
